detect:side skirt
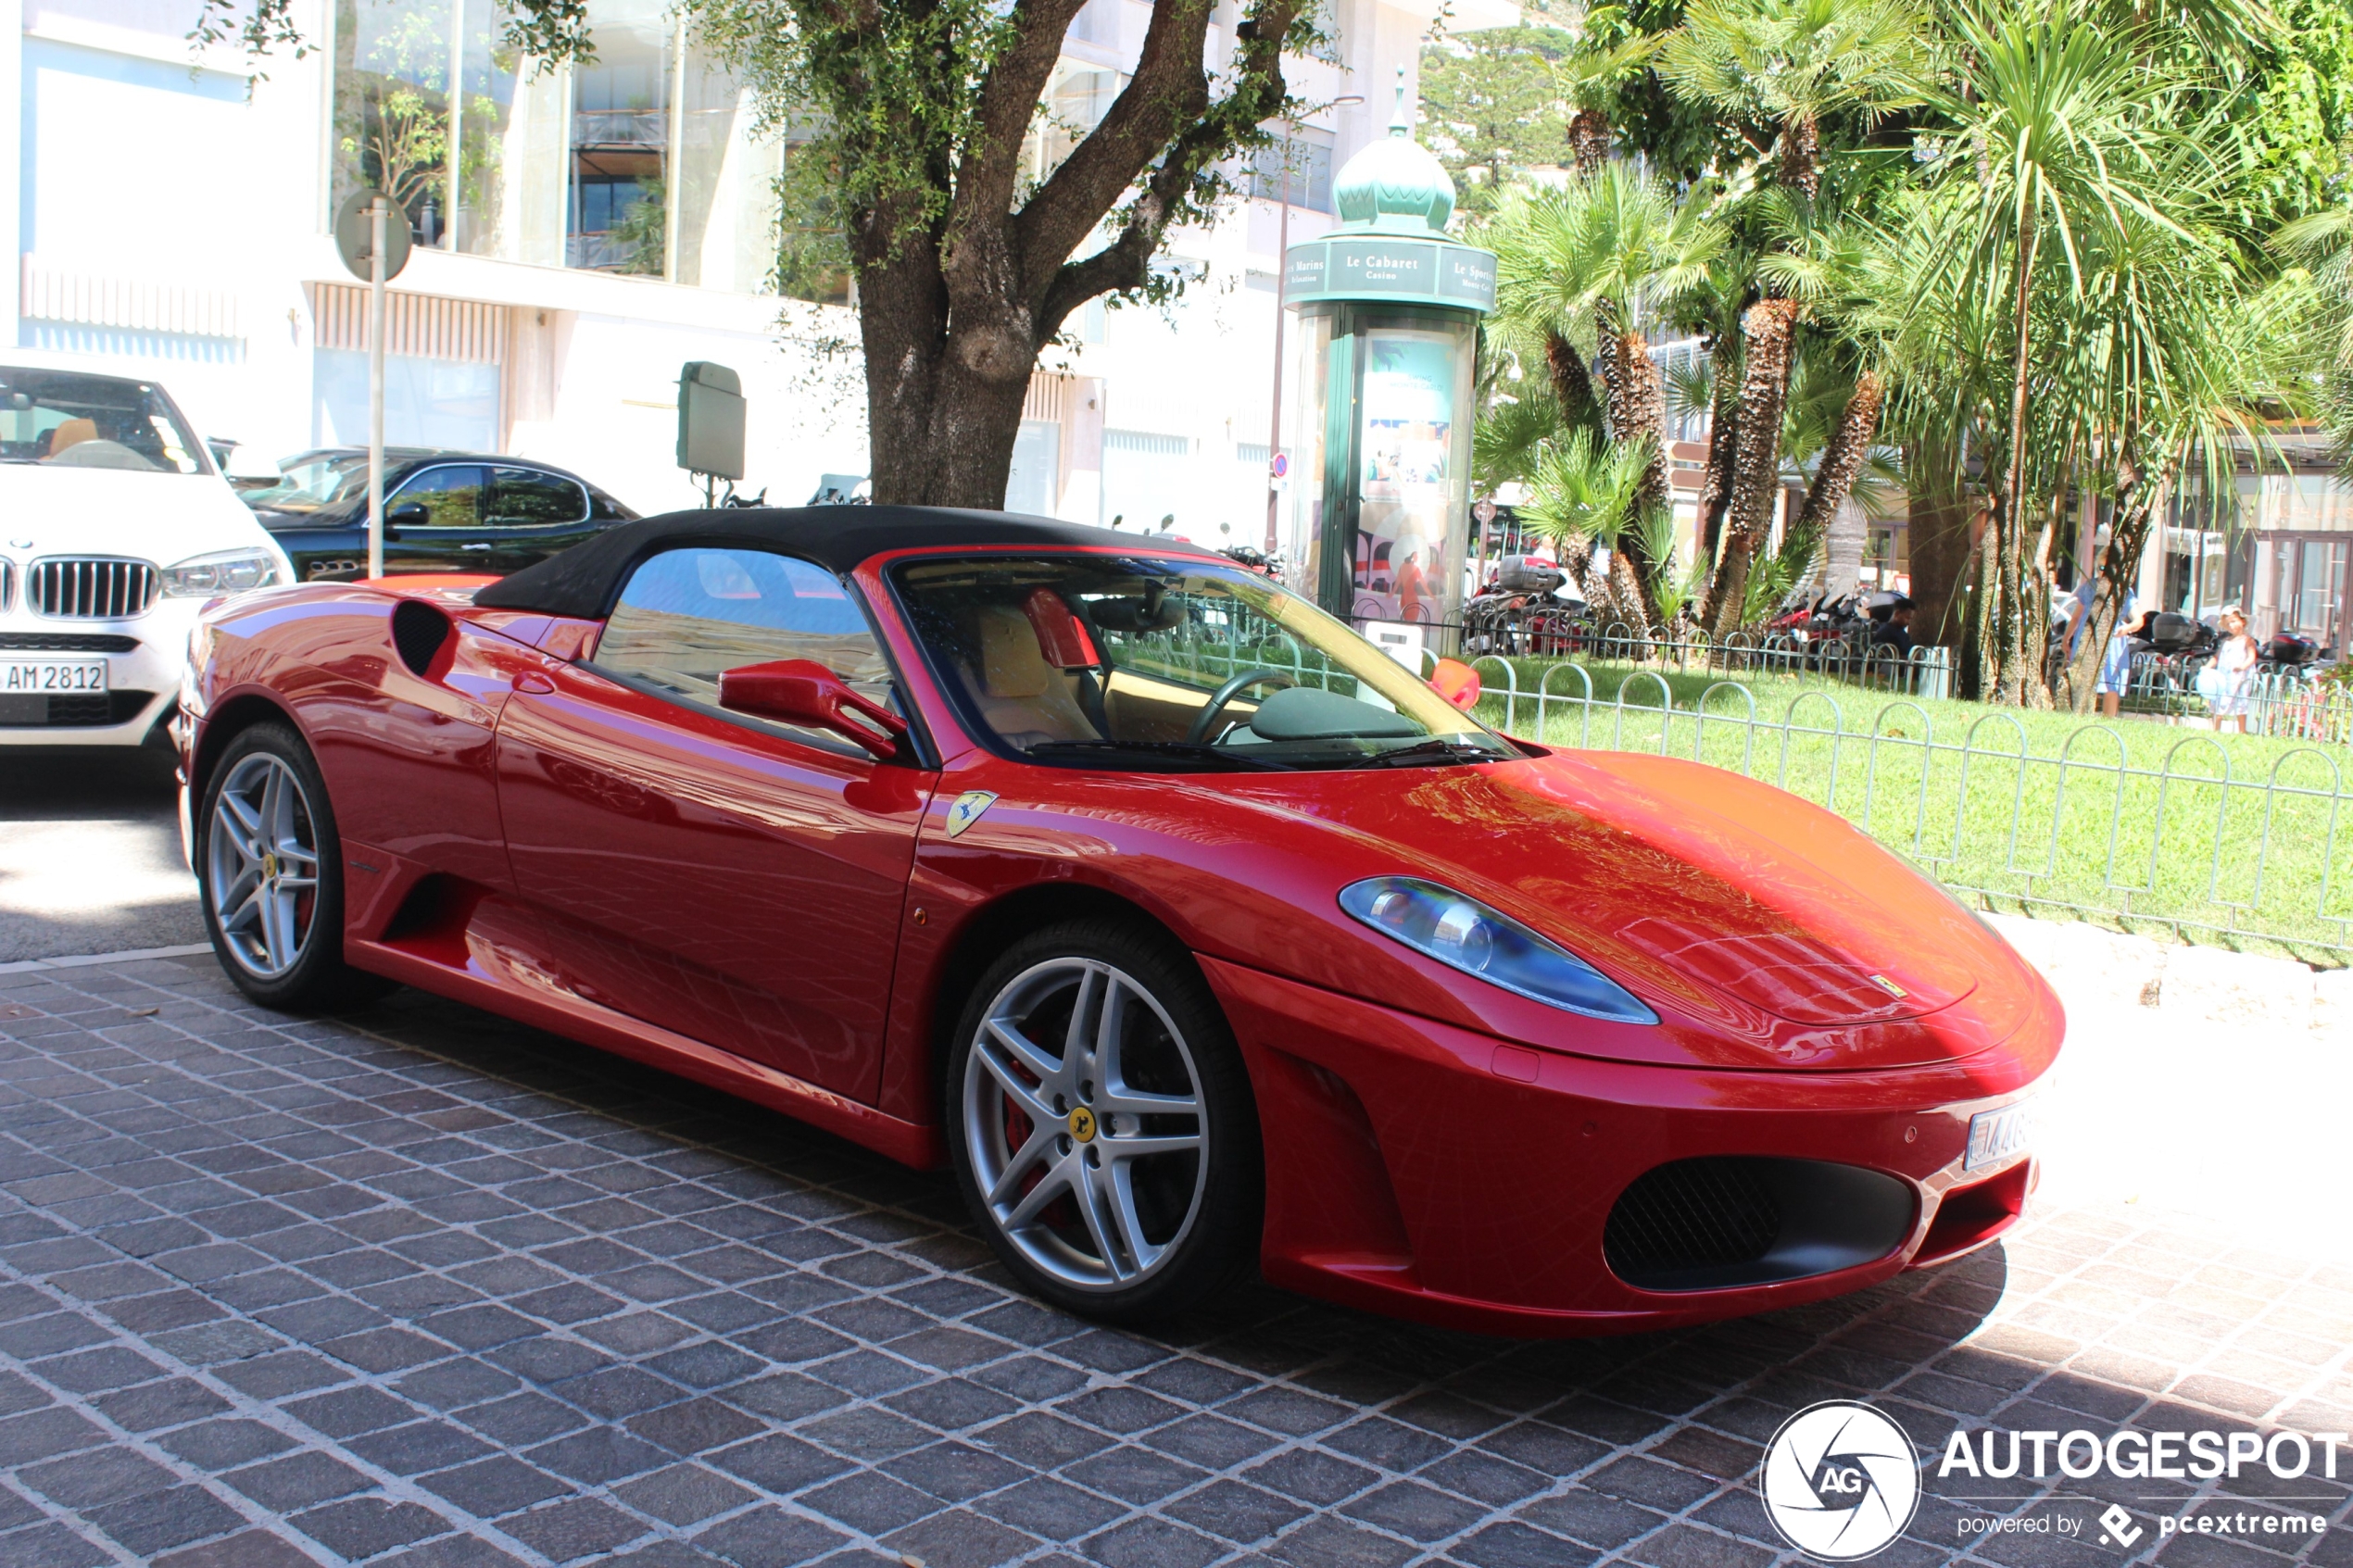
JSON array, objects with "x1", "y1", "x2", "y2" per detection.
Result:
[{"x1": 346, "y1": 935, "x2": 943, "y2": 1170}]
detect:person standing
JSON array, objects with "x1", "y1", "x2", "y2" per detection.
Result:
[
  {"x1": 2201, "y1": 608, "x2": 2259, "y2": 734},
  {"x1": 2067, "y1": 577, "x2": 2139, "y2": 718}
]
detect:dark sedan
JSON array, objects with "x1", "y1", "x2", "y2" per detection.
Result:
[{"x1": 245, "y1": 449, "x2": 637, "y2": 580}]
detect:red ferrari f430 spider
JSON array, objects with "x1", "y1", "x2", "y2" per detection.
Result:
[{"x1": 180, "y1": 508, "x2": 2057, "y2": 1336}]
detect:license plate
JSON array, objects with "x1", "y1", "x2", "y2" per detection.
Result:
[
  {"x1": 1966, "y1": 1101, "x2": 2033, "y2": 1171},
  {"x1": 0, "y1": 659, "x2": 107, "y2": 695}
]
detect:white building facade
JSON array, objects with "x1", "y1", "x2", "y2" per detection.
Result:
[{"x1": 6, "y1": 0, "x2": 1509, "y2": 523}]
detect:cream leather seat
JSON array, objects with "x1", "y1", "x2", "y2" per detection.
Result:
[{"x1": 967, "y1": 604, "x2": 1101, "y2": 748}]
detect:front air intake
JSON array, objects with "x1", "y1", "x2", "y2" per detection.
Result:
[
  {"x1": 1604, "y1": 1156, "x2": 1915, "y2": 1292},
  {"x1": 391, "y1": 599, "x2": 452, "y2": 676}
]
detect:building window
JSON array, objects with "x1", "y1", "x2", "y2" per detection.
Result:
[
  {"x1": 1249, "y1": 135, "x2": 1334, "y2": 212},
  {"x1": 330, "y1": 0, "x2": 782, "y2": 288}
]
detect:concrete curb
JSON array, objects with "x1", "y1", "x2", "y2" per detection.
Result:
[
  {"x1": 0, "y1": 942, "x2": 214, "y2": 976},
  {"x1": 1985, "y1": 912, "x2": 2353, "y2": 1035}
]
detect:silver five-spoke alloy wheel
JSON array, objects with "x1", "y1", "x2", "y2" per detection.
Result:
[
  {"x1": 961, "y1": 958, "x2": 1208, "y2": 1292},
  {"x1": 207, "y1": 752, "x2": 322, "y2": 981}
]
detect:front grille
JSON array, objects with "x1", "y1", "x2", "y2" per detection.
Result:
[
  {"x1": 1604, "y1": 1158, "x2": 1782, "y2": 1281},
  {"x1": 31, "y1": 558, "x2": 159, "y2": 619},
  {"x1": 0, "y1": 690, "x2": 153, "y2": 728},
  {"x1": 0, "y1": 632, "x2": 140, "y2": 653}
]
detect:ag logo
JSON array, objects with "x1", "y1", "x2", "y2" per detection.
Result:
[
  {"x1": 943, "y1": 791, "x2": 998, "y2": 838},
  {"x1": 1759, "y1": 1400, "x2": 1920, "y2": 1561}
]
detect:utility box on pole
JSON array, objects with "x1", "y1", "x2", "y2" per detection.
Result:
[{"x1": 677, "y1": 361, "x2": 745, "y2": 504}]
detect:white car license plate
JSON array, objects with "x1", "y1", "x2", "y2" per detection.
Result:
[
  {"x1": 0, "y1": 659, "x2": 107, "y2": 696},
  {"x1": 1965, "y1": 1101, "x2": 2033, "y2": 1171}
]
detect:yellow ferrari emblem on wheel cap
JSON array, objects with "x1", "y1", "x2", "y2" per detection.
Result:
[{"x1": 1066, "y1": 1107, "x2": 1097, "y2": 1143}]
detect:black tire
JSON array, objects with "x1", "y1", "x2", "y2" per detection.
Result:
[
  {"x1": 195, "y1": 720, "x2": 396, "y2": 1011},
  {"x1": 946, "y1": 917, "x2": 1261, "y2": 1324}
]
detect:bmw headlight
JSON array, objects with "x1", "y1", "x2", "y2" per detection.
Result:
[
  {"x1": 1340, "y1": 876, "x2": 1657, "y2": 1024},
  {"x1": 161, "y1": 549, "x2": 281, "y2": 597}
]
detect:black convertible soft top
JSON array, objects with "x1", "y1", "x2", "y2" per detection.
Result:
[{"x1": 470, "y1": 505, "x2": 1217, "y2": 621}]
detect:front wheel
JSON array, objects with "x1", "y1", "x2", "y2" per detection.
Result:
[
  {"x1": 196, "y1": 721, "x2": 393, "y2": 1011},
  {"x1": 946, "y1": 920, "x2": 1261, "y2": 1323}
]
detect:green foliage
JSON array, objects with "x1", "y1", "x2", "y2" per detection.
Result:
[
  {"x1": 1518, "y1": 429, "x2": 1655, "y2": 546},
  {"x1": 1419, "y1": 25, "x2": 1577, "y2": 215},
  {"x1": 1487, "y1": 165, "x2": 1730, "y2": 348}
]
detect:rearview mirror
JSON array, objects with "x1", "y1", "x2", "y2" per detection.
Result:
[{"x1": 717, "y1": 659, "x2": 909, "y2": 759}]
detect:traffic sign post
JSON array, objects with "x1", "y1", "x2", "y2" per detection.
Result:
[{"x1": 334, "y1": 190, "x2": 411, "y2": 579}]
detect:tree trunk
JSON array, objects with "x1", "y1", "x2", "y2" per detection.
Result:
[
  {"x1": 1569, "y1": 109, "x2": 1610, "y2": 177},
  {"x1": 1696, "y1": 334, "x2": 1741, "y2": 563},
  {"x1": 1543, "y1": 330, "x2": 1602, "y2": 433},
  {"x1": 1985, "y1": 224, "x2": 2042, "y2": 702},
  {"x1": 2065, "y1": 461, "x2": 2168, "y2": 711},
  {"x1": 1785, "y1": 369, "x2": 1884, "y2": 568},
  {"x1": 1606, "y1": 328, "x2": 1672, "y2": 629},
  {"x1": 1780, "y1": 112, "x2": 1821, "y2": 198},
  {"x1": 1906, "y1": 435, "x2": 1975, "y2": 647},
  {"x1": 1701, "y1": 297, "x2": 1800, "y2": 633}
]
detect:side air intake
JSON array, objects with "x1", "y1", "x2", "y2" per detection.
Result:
[{"x1": 391, "y1": 599, "x2": 452, "y2": 677}]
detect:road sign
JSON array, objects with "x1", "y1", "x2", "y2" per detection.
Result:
[
  {"x1": 1270, "y1": 452, "x2": 1289, "y2": 480},
  {"x1": 1473, "y1": 496, "x2": 1498, "y2": 525},
  {"x1": 333, "y1": 189, "x2": 411, "y2": 282}
]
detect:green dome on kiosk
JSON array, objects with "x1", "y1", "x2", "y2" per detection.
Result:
[{"x1": 1332, "y1": 71, "x2": 1457, "y2": 235}]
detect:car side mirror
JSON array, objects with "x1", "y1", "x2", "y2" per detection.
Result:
[
  {"x1": 385, "y1": 501, "x2": 429, "y2": 532},
  {"x1": 1429, "y1": 658, "x2": 1481, "y2": 711},
  {"x1": 717, "y1": 659, "x2": 909, "y2": 759}
]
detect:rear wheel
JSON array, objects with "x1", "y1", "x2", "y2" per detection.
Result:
[
  {"x1": 197, "y1": 721, "x2": 393, "y2": 1011},
  {"x1": 947, "y1": 920, "x2": 1261, "y2": 1323}
]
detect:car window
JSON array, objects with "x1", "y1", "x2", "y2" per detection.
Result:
[
  {"x1": 0, "y1": 367, "x2": 207, "y2": 474},
  {"x1": 391, "y1": 466, "x2": 486, "y2": 527},
  {"x1": 892, "y1": 554, "x2": 1514, "y2": 771},
  {"x1": 596, "y1": 546, "x2": 896, "y2": 754},
  {"x1": 489, "y1": 468, "x2": 588, "y2": 527}
]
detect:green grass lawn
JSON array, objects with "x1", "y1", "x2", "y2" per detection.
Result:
[{"x1": 1467, "y1": 653, "x2": 2353, "y2": 964}]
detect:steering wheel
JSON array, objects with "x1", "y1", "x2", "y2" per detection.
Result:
[{"x1": 1187, "y1": 669, "x2": 1296, "y2": 744}]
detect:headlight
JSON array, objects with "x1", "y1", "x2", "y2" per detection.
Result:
[
  {"x1": 161, "y1": 549, "x2": 281, "y2": 597},
  {"x1": 1339, "y1": 876, "x2": 1657, "y2": 1023}
]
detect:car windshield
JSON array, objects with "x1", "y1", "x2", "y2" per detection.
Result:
[
  {"x1": 239, "y1": 452, "x2": 374, "y2": 512},
  {"x1": 892, "y1": 554, "x2": 1517, "y2": 771},
  {"x1": 0, "y1": 368, "x2": 206, "y2": 473}
]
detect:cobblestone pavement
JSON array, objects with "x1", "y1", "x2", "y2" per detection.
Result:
[{"x1": 0, "y1": 954, "x2": 2347, "y2": 1568}]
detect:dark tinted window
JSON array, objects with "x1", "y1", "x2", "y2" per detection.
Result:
[
  {"x1": 390, "y1": 465, "x2": 486, "y2": 526},
  {"x1": 587, "y1": 486, "x2": 635, "y2": 521},
  {"x1": 489, "y1": 468, "x2": 589, "y2": 526}
]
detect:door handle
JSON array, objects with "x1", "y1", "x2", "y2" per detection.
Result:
[
  {"x1": 460, "y1": 543, "x2": 495, "y2": 553},
  {"x1": 512, "y1": 671, "x2": 556, "y2": 695}
]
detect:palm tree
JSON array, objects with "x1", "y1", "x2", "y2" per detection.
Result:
[
  {"x1": 1658, "y1": 0, "x2": 1931, "y2": 197},
  {"x1": 2276, "y1": 206, "x2": 2353, "y2": 476},
  {"x1": 1906, "y1": 0, "x2": 2233, "y2": 703},
  {"x1": 1517, "y1": 430, "x2": 1660, "y2": 622},
  {"x1": 1555, "y1": 11, "x2": 1663, "y2": 176},
  {"x1": 1488, "y1": 169, "x2": 1729, "y2": 625}
]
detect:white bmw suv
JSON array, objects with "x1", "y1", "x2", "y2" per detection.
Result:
[{"x1": 1, "y1": 359, "x2": 294, "y2": 749}]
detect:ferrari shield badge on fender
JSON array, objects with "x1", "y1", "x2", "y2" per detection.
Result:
[{"x1": 944, "y1": 791, "x2": 998, "y2": 838}]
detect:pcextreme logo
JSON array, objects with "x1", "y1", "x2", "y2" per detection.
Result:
[{"x1": 1759, "y1": 1401, "x2": 1923, "y2": 1561}]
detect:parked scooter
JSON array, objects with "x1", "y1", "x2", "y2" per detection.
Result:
[{"x1": 2259, "y1": 630, "x2": 2324, "y2": 675}]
